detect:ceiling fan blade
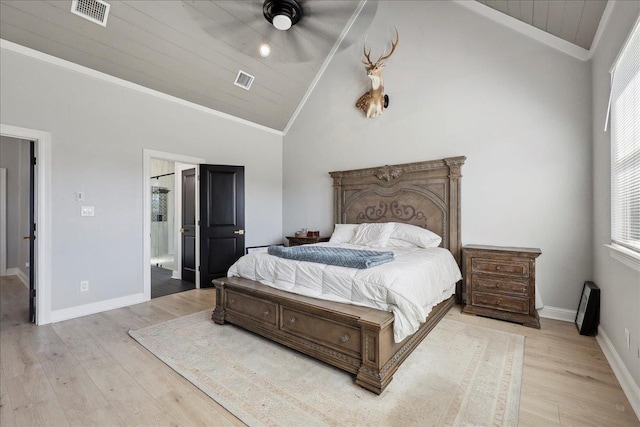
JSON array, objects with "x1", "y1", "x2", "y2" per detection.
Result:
[
  {"x1": 184, "y1": 0, "x2": 379, "y2": 63},
  {"x1": 285, "y1": 31, "x2": 316, "y2": 63},
  {"x1": 334, "y1": 1, "x2": 379, "y2": 51},
  {"x1": 296, "y1": 19, "x2": 339, "y2": 46}
]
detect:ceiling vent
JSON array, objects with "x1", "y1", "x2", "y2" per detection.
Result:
[
  {"x1": 71, "y1": 0, "x2": 110, "y2": 27},
  {"x1": 234, "y1": 70, "x2": 255, "y2": 90}
]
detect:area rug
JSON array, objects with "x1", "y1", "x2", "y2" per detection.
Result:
[{"x1": 129, "y1": 311, "x2": 524, "y2": 426}]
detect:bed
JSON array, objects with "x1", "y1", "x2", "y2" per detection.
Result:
[{"x1": 212, "y1": 156, "x2": 465, "y2": 394}]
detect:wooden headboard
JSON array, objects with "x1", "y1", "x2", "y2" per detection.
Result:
[{"x1": 329, "y1": 156, "x2": 466, "y2": 265}]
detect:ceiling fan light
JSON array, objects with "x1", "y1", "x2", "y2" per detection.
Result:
[
  {"x1": 272, "y1": 14, "x2": 292, "y2": 30},
  {"x1": 263, "y1": 0, "x2": 301, "y2": 30},
  {"x1": 259, "y1": 43, "x2": 271, "y2": 57}
]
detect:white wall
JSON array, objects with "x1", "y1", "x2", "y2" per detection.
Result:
[
  {"x1": 284, "y1": 1, "x2": 592, "y2": 311},
  {"x1": 591, "y1": 1, "x2": 640, "y2": 391},
  {"x1": 0, "y1": 47, "x2": 283, "y2": 312}
]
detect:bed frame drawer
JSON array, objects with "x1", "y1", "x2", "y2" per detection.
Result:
[
  {"x1": 280, "y1": 307, "x2": 361, "y2": 356},
  {"x1": 225, "y1": 290, "x2": 278, "y2": 327}
]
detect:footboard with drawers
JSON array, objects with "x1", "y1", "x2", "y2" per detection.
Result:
[{"x1": 212, "y1": 276, "x2": 455, "y2": 394}]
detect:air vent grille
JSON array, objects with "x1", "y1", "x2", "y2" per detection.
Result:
[
  {"x1": 234, "y1": 70, "x2": 255, "y2": 90},
  {"x1": 71, "y1": 0, "x2": 110, "y2": 27}
]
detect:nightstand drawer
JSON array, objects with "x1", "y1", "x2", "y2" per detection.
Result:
[
  {"x1": 472, "y1": 276, "x2": 528, "y2": 295},
  {"x1": 471, "y1": 258, "x2": 529, "y2": 278},
  {"x1": 472, "y1": 292, "x2": 529, "y2": 314}
]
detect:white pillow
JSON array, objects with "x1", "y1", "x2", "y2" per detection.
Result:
[
  {"x1": 350, "y1": 222, "x2": 394, "y2": 247},
  {"x1": 386, "y1": 238, "x2": 420, "y2": 248},
  {"x1": 329, "y1": 224, "x2": 359, "y2": 243},
  {"x1": 389, "y1": 222, "x2": 442, "y2": 248}
]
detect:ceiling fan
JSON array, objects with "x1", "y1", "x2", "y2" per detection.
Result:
[
  {"x1": 263, "y1": 0, "x2": 302, "y2": 31},
  {"x1": 185, "y1": 0, "x2": 378, "y2": 63}
]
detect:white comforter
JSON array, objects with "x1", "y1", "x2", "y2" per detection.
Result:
[{"x1": 227, "y1": 242, "x2": 462, "y2": 342}]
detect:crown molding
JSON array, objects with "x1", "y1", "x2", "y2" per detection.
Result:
[{"x1": 454, "y1": 0, "x2": 592, "y2": 61}]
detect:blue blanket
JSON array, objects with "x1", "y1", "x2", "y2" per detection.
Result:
[{"x1": 267, "y1": 245, "x2": 394, "y2": 269}]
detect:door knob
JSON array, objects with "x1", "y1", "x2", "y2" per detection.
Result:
[
  {"x1": 179, "y1": 228, "x2": 185, "y2": 233},
  {"x1": 234, "y1": 230, "x2": 245, "y2": 235},
  {"x1": 23, "y1": 235, "x2": 30, "y2": 240}
]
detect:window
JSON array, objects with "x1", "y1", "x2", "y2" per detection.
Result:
[{"x1": 610, "y1": 18, "x2": 640, "y2": 255}]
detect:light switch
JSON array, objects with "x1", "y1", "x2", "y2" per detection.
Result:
[{"x1": 81, "y1": 206, "x2": 95, "y2": 216}]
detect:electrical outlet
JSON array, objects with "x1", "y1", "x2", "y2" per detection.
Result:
[
  {"x1": 625, "y1": 328, "x2": 630, "y2": 349},
  {"x1": 81, "y1": 206, "x2": 95, "y2": 216},
  {"x1": 25, "y1": 261, "x2": 29, "y2": 269},
  {"x1": 80, "y1": 281, "x2": 89, "y2": 292}
]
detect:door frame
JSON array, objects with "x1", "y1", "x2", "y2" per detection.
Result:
[
  {"x1": 0, "y1": 124, "x2": 52, "y2": 325},
  {"x1": 143, "y1": 149, "x2": 204, "y2": 300},
  {"x1": 0, "y1": 168, "x2": 6, "y2": 277},
  {"x1": 174, "y1": 163, "x2": 197, "y2": 282}
]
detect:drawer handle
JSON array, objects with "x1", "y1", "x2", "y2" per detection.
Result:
[
  {"x1": 496, "y1": 266, "x2": 502, "y2": 271},
  {"x1": 495, "y1": 283, "x2": 501, "y2": 288},
  {"x1": 496, "y1": 299, "x2": 502, "y2": 305},
  {"x1": 341, "y1": 334, "x2": 350, "y2": 342},
  {"x1": 263, "y1": 310, "x2": 270, "y2": 316},
  {"x1": 229, "y1": 298, "x2": 235, "y2": 305},
  {"x1": 288, "y1": 317, "x2": 296, "y2": 324}
]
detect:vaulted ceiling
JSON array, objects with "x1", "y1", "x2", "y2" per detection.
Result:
[
  {"x1": 0, "y1": 1, "x2": 608, "y2": 133},
  {"x1": 477, "y1": 0, "x2": 608, "y2": 50}
]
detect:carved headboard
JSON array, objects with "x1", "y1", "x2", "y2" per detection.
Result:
[{"x1": 329, "y1": 156, "x2": 465, "y2": 265}]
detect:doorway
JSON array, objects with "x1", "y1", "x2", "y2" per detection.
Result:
[
  {"x1": 143, "y1": 150, "x2": 205, "y2": 301},
  {"x1": 0, "y1": 136, "x2": 31, "y2": 321},
  {"x1": 149, "y1": 158, "x2": 198, "y2": 298},
  {"x1": 142, "y1": 150, "x2": 246, "y2": 300},
  {"x1": 0, "y1": 124, "x2": 51, "y2": 325}
]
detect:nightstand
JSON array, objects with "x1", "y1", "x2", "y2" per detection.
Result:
[
  {"x1": 462, "y1": 244, "x2": 541, "y2": 328},
  {"x1": 286, "y1": 236, "x2": 330, "y2": 246}
]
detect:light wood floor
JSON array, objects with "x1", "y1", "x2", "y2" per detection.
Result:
[{"x1": 1, "y1": 275, "x2": 638, "y2": 426}]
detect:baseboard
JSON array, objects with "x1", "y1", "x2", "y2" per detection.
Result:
[
  {"x1": 2, "y1": 268, "x2": 28, "y2": 288},
  {"x1": 538, "y1": 305, "x2": 577, "y2": 322},
  {"x1": 15, "y1": 269, "x2": 28, "y2": 288},
  {"x1": 596, "y1": 326, "x2": 640, "y2": 421},
  {"x1": 50, "y1": 292, "x2": 147, "y2": 323}
]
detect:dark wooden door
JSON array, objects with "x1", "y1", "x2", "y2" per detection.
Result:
[
  {"x1": 181, "y1": 168, "x2": 196, "y2": 283},
  {"x1": 199, "y1": 165, "x2": 245, "y2": 288},
  {"x1": 28, "y1": 140, "x2": 35, "y2": 323}
]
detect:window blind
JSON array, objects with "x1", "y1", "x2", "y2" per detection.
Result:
[{"x1": 610, "y1": 18, "x2": 640, "y2": 253}]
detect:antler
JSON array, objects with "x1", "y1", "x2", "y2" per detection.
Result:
[
  {"x1": 376, "y1": 28, "x2": 399, "y2": 65},
  {"x1": 361, "y1": 29, "x2": 399, "y2": 69},
  {"x1": 362, "y1": 44, "x2": 374, "y2": 68}
]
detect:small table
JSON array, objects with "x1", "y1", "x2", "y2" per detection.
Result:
[
  {"x1": 286, "y1": 236, "x2": 330, "y2": 246},
  {"x1": 462, "y1": 244, "x2": 541, "y2": 328}
]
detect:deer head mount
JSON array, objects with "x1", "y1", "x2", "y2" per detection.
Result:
[{"x1": 355, "y1": 29, "x2": 399, "y2": 118}]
